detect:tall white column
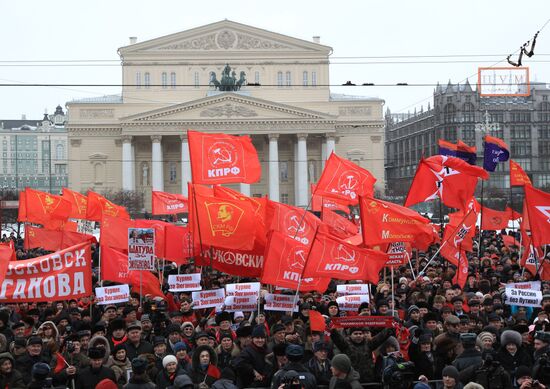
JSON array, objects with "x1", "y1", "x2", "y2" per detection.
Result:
[
  {"x1": 326, "y1": 134, "x2": 336, "y2": 157},
  {"x1": 122, "y1": 135, "x2": 134, "y2": 191},
  {"x1": 268, "y1": 133, "x2": 280, "y2": 202},
  {"x1": 240, "y1": 183, "x2": 251, "y2": 196},
  {"x1": 297, "y1": 133, "x2": 308, "y2": 207},
  {"x1": 130, "y1": 142, "x2": 135, "y2": 189},
  {"x1": 151, "y1": 135, "x2": 164, "y2": 192},
  {"x1": 180, "y1": 134, "x2": 192, "y2": 196}
]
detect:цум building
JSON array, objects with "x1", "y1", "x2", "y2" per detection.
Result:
[{"x1": 66, "y1": 20, "x2": 385, "y2": 209}]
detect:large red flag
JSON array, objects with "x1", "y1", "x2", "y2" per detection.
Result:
[
  {"x1": 510, "y1": 160, "x2": 532, "y2": 186},
  {"x1": 524, "y1": 185, "x2": 550, "y2": 247},
  {"x1": 25, "y1": 226, "x2": 95, "y2": 252},
  {"x1": 265, "y1": 200, "x2": 322, "y2": 246},
  {"x1": 501, "y1": 234, "x2": 520, "y2": 248},
  {"x1": 261, "y1": 231, "x2": 330, "y2": 292},
  {"x1": 359, "y1": 197, "x2": 438, "y2": 250},
  {"x1": 188, "y1": 130, "x2": 261, "y2": 185},
  {"x1": 481, "y1": 207, "x2": 509, "y2": 231},
  {"x1": 152, "y1": 191, "x2": 188, "y2": 215},
  {"x1": 62, "y1": 188, "x2": 88, "y2": 219},
  {"x1": 100, "y1": 215, "x2": 134, "y2": 252},
  {"x1": 24, "y1": 188, "x2": 71, "y2": 225},
  {"x1": 189, "y1": 184, "x2": 256, "y2": 251},
  {"x1": 196, "y1": 241, "x2": 265, "y2": 278},
  {"x1": 86, "y1": 191, "x2": 130, "y2": 222},
  {"x1": 164, "y1": 225, "x2": 192, "y2": 265},
  {"x1": 303, "y1": 232, "x2": 387, "y2": 283},
  {"x1": 320, "y1": 208, "x2": 358, "y2": 239},
  {"x1": 314, "y1": 153, "x2": 376, "y2": 204},
  {"x1": 519, "y1": 236, "x2": 543, "y2": 276},
  {"x1": 311, "y1": 184, "x2": 350, "y2": 214},
  {"x1": 404, "y1": 156, "x2": 489, "y2": 210},
  {"x1": 100, "y1": 245, "x2": 164, "y2": 298}
]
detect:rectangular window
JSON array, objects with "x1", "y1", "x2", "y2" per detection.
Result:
[
  {"x1": 281, "y1": 193, "x2": 289, "y2": 204},
  {"x1": 170, "y1": 72, "x2": 176, "y2": 88},
  {"x1": 511, "y1": 125, "x2": 531, "y2": 139},
  {"x1": 539, "y1": 141, "x2": 550, "y2": 156},
  {"x1": 311, "y1": 71, "x2": 317, "y2": 86},
  {"x1": 511, "y1": 141, "x2": 532, "y2": 156},
  {"x1": 514, "y1": 158, "x2": 531, "y2": 171},
  {"x1": 536, "y1": 174, "x2": 550, "y2": 188},
  {"x1": 254, "y1": 71, "x2": 260, "y2": 84},
  {"x1": 144, "y1": 72, "x2": 150, "y2": 88},
  {"x1": 285, "y1": 71, "x2": 291, "y2": 87},
  {"x1": 194, "y1": 72, "x2": 199, "y2": 88},
  {"x1": 277, "y1": 71, "x2": 283, "y2": 87},
  {"x1": 169, "y1": 162, "x2": 177, "y2": 183},
  {"x1": 162, "y1": 72, "x2": 168, "y2": 89},
  {"x1": 136, "y1": 72, "x2": 141, "y2": 89},
  {"x1": 303, "y1": 71, "x2": 308, "y2": 86}
]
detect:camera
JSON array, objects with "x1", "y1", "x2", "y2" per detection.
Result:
[{"x1": 66, "y1": 341, "x2": 75, "y2": 353}]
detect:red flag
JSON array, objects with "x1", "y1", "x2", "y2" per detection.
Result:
[
  {"x1": 311, "y1": 185, "x2": 350, "y2": 214},
  {"x1": 265, "y1": 200, "x2": 322, "y2": 246},
  {"x1": 444, "y1": 210, "x2": 477, "y2": 252},
  {"x1": 62, "y1": 188, "x2": 88, "y2": 219},
  {"x1": 261, "y1": 231, "x2": 330, "y2": 292},
  {"x1": 54, "y1": 352, "x2": 67, "y2": 374},
  {"x1": 519, "y1": 237, "x2": 542, "y2": 276},
  {"x1": 502, "y1": 234, "x2": 520, "y2": 248},
  {"x1": 510, "y1": 160, "x2": 532, "y2": 186},
  {"x1": 17, "y1": 191, "x2": 27, "y2": 222},
  {"x1": 86, "y1": 191, "x2": 129, "y2": 222},
  {"x1": 188, "y1": 130, "x2": 261, "y2": 185},
  {"x1": 506, "y1": 207, "x2": 522, "y2": 221},
  {"x1": 189, "y1": 184, "x2": 256, "y2": 251},
  {"x1": 309, "y1": 310, "x2": 326, "y2": 332},
  {"x1": 25, "y1": 226, "x2": 96, "y2": 252},
  {"x1": 405, "y1": 156, "x2": 489, "y2": 210},
  {"x1": 152, "y1": 191, "x2": 188, "y2": 215},
  {"x1": 524, "y1": 185, "x2": 550, "y2": 247},
  {"x1": 101, "y1": 245, "x2": 164, "y2": 298},
  {"x1": 24, "y1": 188, "x2": 71, "y2": 225},
  {"x1": 303, "y1": 232, "x2": 387, "y2": 283},
  {"x1": 481, "y1": 207, "x2": 509, "y2": 231},
  {"x1": 0, "y1": 244, "x2": 14, "y2": 277},
  {"x1": 100, "y1": 215, "x2": 134, "y2": 252},
  {"x1": 314, "y1": 153, "x2": 376, "y2": 204},
  {"x1": 164, "y1": 225, "x2": 192, "y2": 265},
  {"x1": 359, "y1": 197, "x2": 438, "y2": 250},
  {"x1": 453, "y1": 252, "x2": 469, "y2": 288},
  {"x1": 321, "y1": 208, "x2": 359, "y2": 239}
]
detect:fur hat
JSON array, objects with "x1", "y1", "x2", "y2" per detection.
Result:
[
  {"x1": 88, "y1": 347, "x2": 106, "y2": 360},
  {"x1": 500, "y1": 330, "x2": 522, "y2": 347},
  {"x1": 251, "y1": 325, "x2": 266, "y2": 338},
  {"x1": 215, "y1": 311, "x2": 232, "y2": 325},
  {"x1": 108, "y1": 317, "x2": 126, "y2": 333}
]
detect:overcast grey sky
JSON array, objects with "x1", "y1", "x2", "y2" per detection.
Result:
[{"x1": 1, "y1": 0, "x2": 549, "y2": 119}]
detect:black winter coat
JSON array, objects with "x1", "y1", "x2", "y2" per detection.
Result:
[
  {"x1": 0, "y1": 369, "x2": 25, "y2": 389},
  {"x1": 125, "y1": 340, "x2": 155, "y2": 361},
  {"x1": 270, "y1": 362, "x2": 316, "y2": 389},
  {"x1": 496, "y1": 346, "x2": 532, "y2": 375},
  {"x1": 306, "y1": 357, "x2": 332, "y2": 386},
  {"x1": 155, "y1": 366, "x2": 188, "y2": 389},
  {"x1": 75, "y1": 366, "x2": 117, "y2": 389},
  {"x1": 14, "y1": 353, "x2": 50, "y2": 384},
  {"x1": 233, "y1": 344, "x2": 271, "y2": 388},
  {"x1": 452, "y1": 347, "x2": 483, "y2": 372}
]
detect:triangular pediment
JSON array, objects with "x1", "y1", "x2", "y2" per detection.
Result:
[
  {"x1": 120, "y1": 93, "x2": 335, "y2": 123},
  {"x1": 119, "y1": 20, "x2": 332, "y2": 55}
]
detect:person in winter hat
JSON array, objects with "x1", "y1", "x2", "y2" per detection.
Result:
[
  {"x1": 496, "y1": 330, "x2": 532, "y2": 374},
  {"x1": 75, "y1": 347, "x2": 117, "y2": 389},
  {"x1": 452, "y1": 333, "x2": 482, "y2": 372},
  {"x1": 168, "y1": 374, "x2": 194, "y2": 389},
  {"x1": 156, "y1": 355, "x2": 188, "y2": 389},
  {"x1": 440, "y1": 365, "x2": 463, "y2": 389},
  {"x1": 232, "y1": 325, "x2": 271, "y2": 388},
  {"x1": 14, "y1": 336, "x2": 49, "y2": 385},
  {"x1": 106, "y1": 343, "x2": 132, "y2": 387},
  {"x1": 27, "y1": 362, "x2": 51, "y2": 389},
  {"x1": 124, "y1": 357, "x2": 156, "y2": 389},
  {"x1": 271, "y1": 344, "x2": 316, "y2": 389},
  {"x1": 0, "y1": 352, "x2": 24, "y2": 389},
  {"x1": 329, "y1": 354, "x2": 362, "y2": 389},
  {"x1": 190, "y1": 345, "x2": 220, "y2": 388}
]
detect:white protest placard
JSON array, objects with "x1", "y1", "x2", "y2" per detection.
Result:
[
  {"x1": 225, "y1": 282, "x2": 260, "y2": 297},
  {"x1": 264, "y1": 293, "x2": 298, "y2": 312},
  {"x1": 192, "y1": 289, "x2": 226, "y2": 309},
  {"x1": 224, "y1": 295, "x2": 258, "y2": 312},
  {"x1": 336, "y1": 294, "x2": 370, "y2": 311},
  {"x1": 95, "y1": 284, "x2": 130, "y2": 305},
  {"x1": 505, "y1": 288, "x2": 542, "y2": 307},
  {"x1": 128, "y1": 228, "x2": 155, "y2": 271},
  {"x1": 505, "y1": 281, "x2": 541, "y2": 291},
  {"x1": 77, "y1": 220, "x2": 95, "y2": 235},
  {"x1": 168, "y1": 274, "x2": 202, "y2": 292},
  {"x1": 337, "y1": 284, "x2": 370, "y2": 296}
]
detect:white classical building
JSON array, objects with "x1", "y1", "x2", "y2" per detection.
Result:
[{"x1": 66, "y1": 20, "x2": 385, "y2": 208}]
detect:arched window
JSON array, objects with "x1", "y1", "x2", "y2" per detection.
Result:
[
  {"x1": 161, "y1": 72, "x2": 167, "y2": 89},
  {"x1": 56, "y1": 144, "x2": 64, "y2": 160},
  {"x1": 443, "y1": 104, "x2": 457, "y2": 123},
  {"x1": 194, "y1": 72, "x2": 199, "y2": 88},
  {"x1": 170, "y1": 72, "x2": 177, "y2": 88},
  {"x1": 144, "y1": 72, "x2": 150, "y2": 88}
]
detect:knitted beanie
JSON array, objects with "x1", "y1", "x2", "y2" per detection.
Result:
[{"x1": 331, "y1": 354, "x2": 352, "y2": 374}]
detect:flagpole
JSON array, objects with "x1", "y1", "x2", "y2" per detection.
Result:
[
  {"x1": 390, "y1": 265, "x2": 395, "y2": 313},
  {"x1": 405, "y1": 251, "x2": 416, "y2": 280},
  {"x1": 478, "y1": 180, "x2": 485, "y2": 257},
  {"x1": 419, "y1": 209, "x2": 473, "y2": 276},
  {"x1": 509, "y1": 183, "x2": 517, "y2": 239},
  {"x1": 292, "y1": 226, "x2": 320, "y2": 309}
]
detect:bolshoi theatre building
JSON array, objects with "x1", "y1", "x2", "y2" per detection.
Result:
[{"x1": 66, "y1": 20, "x2": 385, "y2": 209}]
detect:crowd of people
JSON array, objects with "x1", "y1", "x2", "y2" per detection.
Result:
[{"x1": 0, "y1": 228, "x2": 549, "y2": 389}]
